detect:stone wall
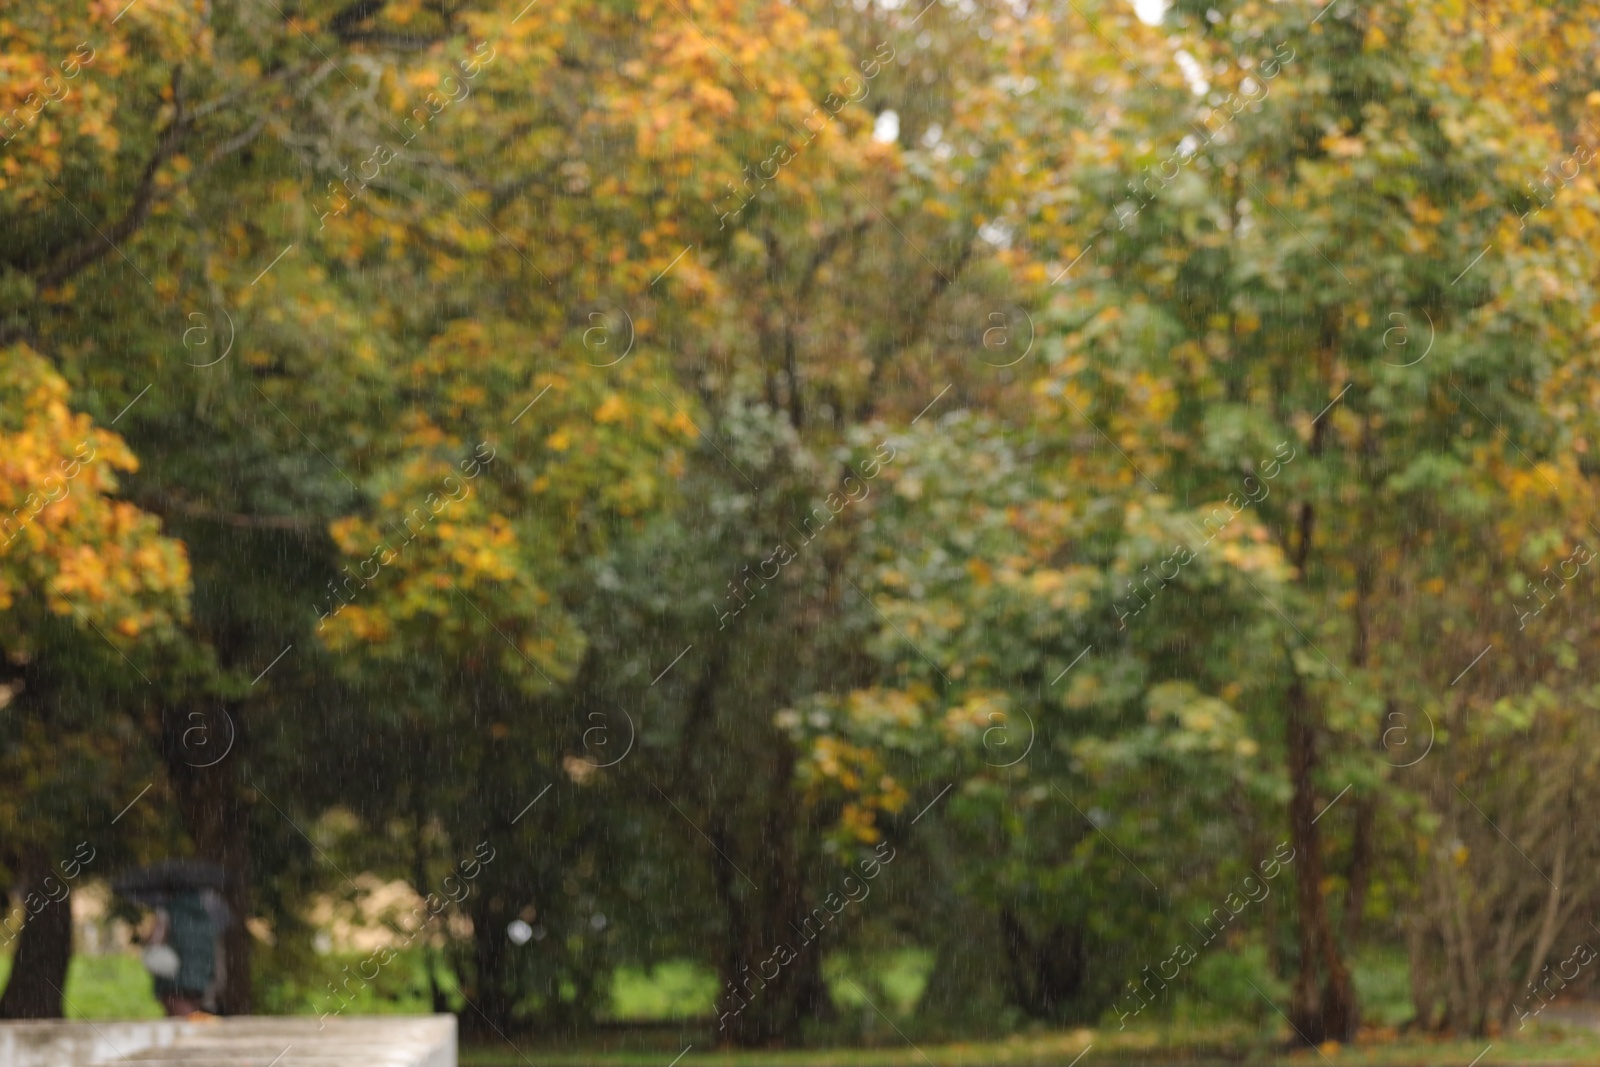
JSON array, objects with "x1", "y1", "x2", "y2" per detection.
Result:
[{"x1": 0, "y1": 1014, "x2": 455, "y2": 1066}]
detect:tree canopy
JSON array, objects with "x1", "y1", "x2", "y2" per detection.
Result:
[{"x1": 3, "y1": 0, "x2": 1600, "y2": 1049}]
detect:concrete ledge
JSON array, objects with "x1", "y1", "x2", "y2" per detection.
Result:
[{"x1": 0, "y1": 1014, "x2": 456, "y2": 1066}]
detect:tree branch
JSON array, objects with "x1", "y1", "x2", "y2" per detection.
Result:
[
  {"x1": 135, "y1": 492, "x2": 324, "y2": 537},
  {"x1": 36, "y1": 69, "x2": 192, "y2": 291}
]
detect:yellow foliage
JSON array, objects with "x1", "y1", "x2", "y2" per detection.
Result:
[{"x1": 0, "y1": 345, "x2": 189, "y2": 653}]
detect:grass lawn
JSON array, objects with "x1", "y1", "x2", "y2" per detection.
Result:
[
  {"x1": 0, "y1": 952, "x2": 162, "y2": 1020},
  {"x1": 10, "y1": 948, "x2": 1599, "y2": 1067},
  {"x1": 458, "y1": 1023, "x2": 1600, "y2": 1067}
]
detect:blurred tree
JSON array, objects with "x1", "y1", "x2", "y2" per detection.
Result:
[
  {"x1": 2, "y1": 0, "x2": 1598, "y2": 1046},
  {"x1": 1005, "y1": 0, "x2": 1600, "y2": 1041},
  {"x1": 0, "y1": 343, "x2": 191, "y2": 1016}
]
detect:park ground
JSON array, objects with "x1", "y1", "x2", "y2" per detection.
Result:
[
  {"x1": 8, "y1": 949, "x2": 1600, "y2": 1067},
  {"x1": 458, "y1": 1027, "x2": 1600, "y2": 1067}
]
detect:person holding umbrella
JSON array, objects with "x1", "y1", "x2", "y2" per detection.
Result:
[{"x1": 113, "y1": 859, "x2": 230, "y2": 1017}]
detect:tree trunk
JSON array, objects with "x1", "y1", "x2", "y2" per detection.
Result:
[
  {"x1": 464, "y1": 886, "x2": 515, "y2": 1038},
  {"x1": 998, "y1": 908, "x2": 1087, "y2": 1019},
  {"x1": 714, "y1": 738, "x2": 832, "y2": 1047},
  {"x1": 719, "y1": 900, "x2": 832, "y2": 1049},
  {"x1": 156, "y1": 698, "x2": 253, "y2": 1014},
  {"x1": 1281, "y1": 443, "x2": 1359, "y2": 1044},
  {"x1": 1344, "y1": 796, "x2": 1374, "y2": 946},
  {"x1": 714, "y1": 823, "x2": 819, "y2": 1045},
  {"x1": 1285, "y1": 676, "x2": 1359, "y2": 1043},
  {"x1": 460, "y1": 763, "x2": 529, "y2": 1041},
  {"x1": 1502, "y1": 827, "x2": 1567, "y2": 1034},
  {"x1": 0, "y1": 863, "x2": 73, "y2": 1019},
  {"x1": 410, "y1": 805, "x2": 450, "y2": 1015}
]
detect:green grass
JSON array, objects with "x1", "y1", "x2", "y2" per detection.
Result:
[
  {"x1": 19, "y1": 946, "x2": 1600, "y2": 1067},
  {"x1": 459, "y1": 1022, "x2": 1600, "y2": 1067},
  {"x1": 0, "y1": 952, "x2": 162, "y2": 1020}
]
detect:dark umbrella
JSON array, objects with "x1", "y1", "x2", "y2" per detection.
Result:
[{"x1": 113, "y1": 859, "x2": 227, "y2": 907}]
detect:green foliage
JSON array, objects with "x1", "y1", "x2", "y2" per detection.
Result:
[
  {"x1": 609, "y1": 961, "x2": 719, "y2": 1022},
  {"x1": 3, "y1": 0, "x2": 1600, "y2": 1048}
]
